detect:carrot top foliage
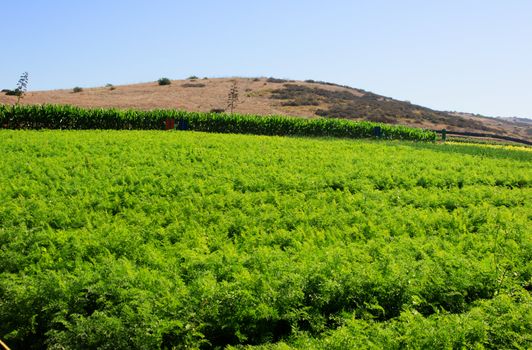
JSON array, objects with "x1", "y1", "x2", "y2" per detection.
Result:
[
  {"x1": 0, "y1": 130, "x2": 530, "y2": 349},
  {"x1": 0, "y1": 104, "x2": 437, "y2": 141}
]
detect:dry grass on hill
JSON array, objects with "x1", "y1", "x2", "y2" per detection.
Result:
[{"x1": 1, "y1": 77, "x2": 529, "y2": 140}]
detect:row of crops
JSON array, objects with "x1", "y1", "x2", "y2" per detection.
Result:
[
  {"x1": 0, "y1": 104, "x2": 436, "y2": 141},
  {"x1": 0, "y1": 130, "x2": 530, "y2": 349}
]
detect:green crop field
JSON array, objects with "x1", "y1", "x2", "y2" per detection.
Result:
[
  {"x1": 0, "y1": 130, "x2": 531, "y2": 349},
  {"x1": 0, "y1": 104, "x2": 437, "y2": 142}
]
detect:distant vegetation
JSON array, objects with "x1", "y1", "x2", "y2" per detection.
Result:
[
  {"x1": 72, "y1": 86, "x2": 83, "y2": 93},
  {"x1": 271, "y1": 84, "x2": 500, "y2": 132},
  {"x1": 2, "y1": 89, "x2": 17, "y2": 96},
  {"x1": 181, "y1": 82, "x2": 206, "y2": 88},
  {"x1": 226, "y1": 81, "x2": 240, "y2": 114},
  {"x1": 158, "y1": 77, "x2": 171, "y2": 86},
  {"x1": 267, "y1": 77, "x2": 290, "y2": 83},
  {"x1": 2, "y1": 72, "x2": 30, "y2": 103},
  {"x1": 15, "y1": 72, "x2": 29, "y2": 104},
  {"x1": 0, "y1": 104, "x2": 436, "y2": 141}
]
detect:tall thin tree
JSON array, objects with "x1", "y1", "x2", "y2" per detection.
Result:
[
  {"x1": 226, "y1": 80, "x2": 240, "y2": 114},
  {"x1": 15, "y1": 72, "x2": 29, "y2": 105}
]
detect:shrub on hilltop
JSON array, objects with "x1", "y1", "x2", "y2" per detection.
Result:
[{"x1": 158, "y1": 78, "x2": 171, "y2": 86}]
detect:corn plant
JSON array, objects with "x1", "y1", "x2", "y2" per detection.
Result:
[{"x1": 0, "y1": 104, "x2": 437, "y2": 141}]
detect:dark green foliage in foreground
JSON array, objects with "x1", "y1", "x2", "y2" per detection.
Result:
[
  {"x1": 0, "y1": 104, "x2": 436, "y2": 141},
  {"x1": 0, "y1": 131, "x2": 531, "y2": 349}
]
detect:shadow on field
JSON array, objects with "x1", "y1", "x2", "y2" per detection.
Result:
[{"x1": 401, "y1": 142, "x2": 532, "y2": 162}]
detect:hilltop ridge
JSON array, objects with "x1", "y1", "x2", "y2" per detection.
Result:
[{"x1": 1, "y1": 77, "x2": 529, "y2": 141}]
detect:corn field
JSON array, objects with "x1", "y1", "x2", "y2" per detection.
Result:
[{"x1": 0, "y1": 104, "x2": 436, "y2": 141}]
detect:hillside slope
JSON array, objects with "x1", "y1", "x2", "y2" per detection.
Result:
[{"x1": 1, "y1": 77, "x2": 529, "y2": 140}]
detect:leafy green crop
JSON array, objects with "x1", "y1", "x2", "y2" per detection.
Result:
[
  {"x1": 0, "y1": 104, "x2": 436, "y2": 141},
  {"x1": 0, "y1": 130, "x2": 530, "y2": 349}
]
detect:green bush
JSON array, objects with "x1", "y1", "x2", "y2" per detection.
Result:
[
  {"x1": 267, "y1": 77, "x2": 288, "y2": 83},
  {"x1": 158, "y1": 77, "x2": 171, "y2": 86},
  {"x1": 3, "y1": 89, "x2": 18, "y2": 96},
  {"x1": 72, "y1": 87, "x2": 83, "y2": 93}
]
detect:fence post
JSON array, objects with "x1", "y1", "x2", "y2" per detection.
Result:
[{"x1": 441, "y1": 129, "x2": 446, "y2": 142}]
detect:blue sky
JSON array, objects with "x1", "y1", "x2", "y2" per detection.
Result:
[{"x1": 1, "y1": 0, "x2": 531, "y2": 118}]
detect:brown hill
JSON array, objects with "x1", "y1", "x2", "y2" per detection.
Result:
[{"x1": 1, "y1": 77, "x2": 530, "y2": 141}]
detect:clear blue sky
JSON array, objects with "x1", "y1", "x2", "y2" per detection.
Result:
[{"x1": 1, "y1": 0, "x2": 531, "y2": 118}]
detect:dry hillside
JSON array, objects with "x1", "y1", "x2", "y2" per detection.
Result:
[{"x1": 1, "y1": 77, "x2": 530, "y2": 141}]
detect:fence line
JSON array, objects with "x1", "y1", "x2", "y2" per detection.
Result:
[{"x1": 433, "y1": 129, "x2": 531, "y2": 146}]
